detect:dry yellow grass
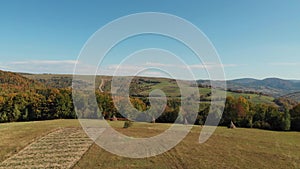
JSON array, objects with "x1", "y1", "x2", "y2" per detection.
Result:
[
  {"x1": 75, "y1": 122, "x2": 300, "y2": 169},
  {"x1": 0, "y1": 120, "x2": 80, "y2": 163},
  {"x1": 0, "y1": 128, "x2": 93, "y2": 169}
]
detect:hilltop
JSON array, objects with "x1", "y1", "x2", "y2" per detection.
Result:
[
  {"x1": 198, "y1": 78, "x2": 300, "y2": 98},
  {"x1": 0, "y1": 70, "x2": 44, "y2": 93},
  {"x1": 229, "y1": 78, "x2": 300, "y2": 96}
]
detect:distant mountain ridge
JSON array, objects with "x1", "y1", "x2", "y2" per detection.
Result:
[
  {"x1": 198, "y1": 77, "x2": 300, "y2": 98},
  {"x1": 230, "y1": 78, "x2": 258, "y2": 84},
  {"x1": 227, "y1": 78, "x2": 300, "y2": 97}
]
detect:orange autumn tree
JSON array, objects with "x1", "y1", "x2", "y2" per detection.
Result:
[{"x1": 236, "y1": 96, "x2": 250, "y2": 118}]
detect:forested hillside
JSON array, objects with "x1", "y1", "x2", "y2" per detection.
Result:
[
  {"x1": 0, "y1": 71, "x2": 75, "y2": 122},
  {"x1": 0, "y1": 70, "x2": 300, "y2": 131},
  {"x1": 198, "y1": 78, "x2": 300, "y2": 97},
  {"x1": 0, "y1": 70, "x2": 44, "y2": 93}
]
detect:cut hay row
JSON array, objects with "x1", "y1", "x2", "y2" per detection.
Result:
[{"x1": 0, "y1": 128, "x2": 94, "y2": 169}]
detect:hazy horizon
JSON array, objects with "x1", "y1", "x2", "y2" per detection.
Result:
[{"x1": 3, "y1": 69, "x2": 300, "y2": 81}]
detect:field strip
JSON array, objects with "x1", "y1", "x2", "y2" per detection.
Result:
[{"x1": 0, "y1": 127, "x2": 101, "y2": 169}]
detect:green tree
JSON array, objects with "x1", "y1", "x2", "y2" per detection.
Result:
[
  {"x1": 222, "y1": 96, "x2": 237, "y2": 125},
  {"x1": 265, "y1": 106, "x2": 282, "y2": 130},
  {"x1": 290, "y1": 104, "x2": 300, "y2": 131},
  {"x1": 280, "y1": 110, "x2": 291, "y2": 131}
]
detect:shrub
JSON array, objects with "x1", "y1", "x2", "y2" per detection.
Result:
[
  {"x1": 253, "y1": 121, "x2": 271, "y2": 130},
  {"x1": 123, "y1": 121, "x2": 133, "y2": 128}
]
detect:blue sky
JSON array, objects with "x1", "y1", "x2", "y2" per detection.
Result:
[{"x1": 0, "y1": 0, "x2": 300, "y2": 80}]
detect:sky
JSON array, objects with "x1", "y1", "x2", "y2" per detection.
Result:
[{"x1": 0, "y1": 0, "x2": 300, "y2": 80}]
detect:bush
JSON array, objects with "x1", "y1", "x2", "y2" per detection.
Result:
[
  {"x1": 291, "y1": 117, "x2": 300, "y2": 131},
  {"x1": 253, "y1": 121, "x2": 271, "y2": 130},
  {"x1": 123, "y1": 121, "x2": 133, "y2": 128},
  {"x1": 253, "y1": 121, "x2": 262, "y2": 128}
]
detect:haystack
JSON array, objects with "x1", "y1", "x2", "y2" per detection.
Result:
[
  {"x1": 183, "y1": 117, "x2": 188, "y2": 125},
  {"x1": 151, "y1": 116, "x2": 156, "y2": 123}
]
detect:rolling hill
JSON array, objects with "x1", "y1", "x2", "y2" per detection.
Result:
[
  {"x1": 2, "y1": 70, "x2": 296, "y2": 104},
  {"x1": 21, "y1": 72, "x2": 277, "y2": 105},
  {"x1": 198, "y1": 78, "x2": 300, "y2": 98},
  {"x1": 0, "y1": 70, "x2": 44, "y2": 93},
  {"x1": 229, "y1": 78, "x2": 300, "y2": 96},
  {"x1": 281, "y1": 91, "x2": 300, "y2": 103}
]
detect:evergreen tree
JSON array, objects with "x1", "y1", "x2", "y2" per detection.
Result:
[
  {"x1": 281, "y1": 110, "x2": 291, "y2": 131},
  {"x1": 290, "y1": 104, "x2": 300, "y2": 131}
]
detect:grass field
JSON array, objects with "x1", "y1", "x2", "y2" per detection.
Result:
[
  {"x1": 0, "y1": 120, "x2": 299, "y2": 169},
  {"x1": 0, "y1": 120, "x2": 80, "y2": 163}
]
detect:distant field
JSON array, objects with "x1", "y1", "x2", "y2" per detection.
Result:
[
  {"x1": 198, "y1": 88, "x2": 275, "y2": 105},
  {"x1": 226, "y1": 91, "x2": 275, "y2": 105},
  {"x1": 1, "y1": 120, "x2": 299, "y2": 169}
]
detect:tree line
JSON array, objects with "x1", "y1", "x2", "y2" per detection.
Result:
[
  {"x1": 219, "y1": 96, "x2": 299, "y2": 131},
  {"x1": 0, "y1": 89, "x2": 299, "y2": 131},
  {"x1": 0, "y1": 88, "x2": 76, "y2": 122}
]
